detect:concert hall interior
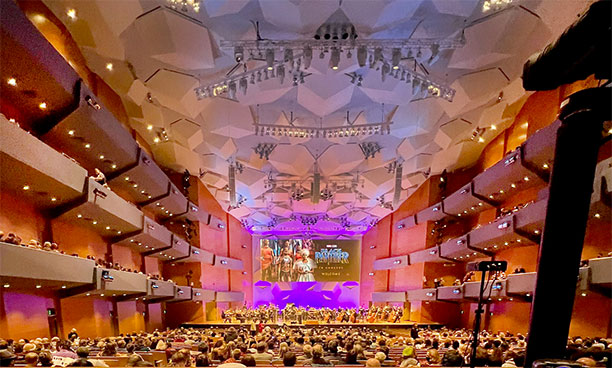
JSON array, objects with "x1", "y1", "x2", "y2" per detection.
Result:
[{"x1": 0, "y1": 0, "x2": 611, "y2": 367}]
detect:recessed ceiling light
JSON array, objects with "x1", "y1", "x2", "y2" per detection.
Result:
[
  {"x1": 542, "y1": 163, "x2": 549, "y2": 169},
  {"x1": 125, "y1": 177, "x2": 130, "y2": 181},
  {"x1": 68, "y1": 130, "x2": 75, "y2": 136},
  {"x1": 99, "y1": 155, "x2": 105, "y2": 160},
  {"x1": 105, "y1": 226, "x2": 111, "y2": 230},
  {"x1": 22, "y1": 185, "x2": 30, "y2": 190},
  {"x1": 133, "y1": 184, "x2": 138, "y2": 188},
  {"x1": 32, "y1": 14, "x2": 46, "y2": 24},
  {"x1": 84, "y1": 143, "x2": 91, "y2": 149},
  {"x1": 7, "y1": 78, "x2": 16, "y2": 86},
  {"x1": 106, "y1": 63, "x2": 113, "y2": 71},
  {"x1": 478, "y1": 136, "x2": 485, "y2": 143},
  {"x1": 39, "y1": 102, "x2": 47, "y2": 110},
  {"x1": 51, "y1": 197, "x2": 57, "y2": 202},
  {"x1": 524, "y1": 176, "x2": 530, "y2": 181},
  {"x1": 153, "y1": 137, "x2": 161, "y2": 143},
  {"x1": 147, "y1": 124, "x2": 153, "y2": 131},
  {"x1": 490, "y1": 124, "x2": 497, "y2": 130},
  {"x1": 92, "y1": 221, "x2": 98, "y2": 225},
  {"x1": 100, "y1": 294, "x2": 104, "y2": 297},
  {"x1": 111, "y1": 164, "x2": 117, "y2": 169},
  {"x1": 86, "y1": 293, "x2": 91, "y2": 296},
  {"x1": 67, "y1": 8, "x2": 76, "y2": 19},
  {"x1": 61, "y1": 285, "x2": 66, "y2": 289},
  {"x1": 36, "y1": 285, "x2": 42, "y2": 289},
  {"x1": 594, "y1": 213, "x2": 601, "y2": 219},
  {"x1": 77, "y1": 214, "x2": 82, "y2": 218},
  {"x1": 3, "y1": 284, "x2": 9, "y2": 288},
  {"x1": 117, "y1": 231, "x2": 122, "y2": 235}
]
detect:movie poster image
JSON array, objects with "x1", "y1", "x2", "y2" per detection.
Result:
[{"x1": 259, "y1": 238, "x2": 360, "y2": 282}]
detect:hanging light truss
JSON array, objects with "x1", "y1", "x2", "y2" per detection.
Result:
[
  {"x1": 254, "y1": 121, "x2": 392, "y2": 139},
  {"x1": 264, "y1": 177, "x2": 364, "y2": 192},
  {"x1": 195, "y1": 34, "x2": 463, "y2": 102}
]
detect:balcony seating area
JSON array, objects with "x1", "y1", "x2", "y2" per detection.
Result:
[
  {"x1": 395, "y1": 121, "x2": 560, "y2": 229},
  {"x1": 396, "y1": 259, "x2": 610, "y2": 304}
]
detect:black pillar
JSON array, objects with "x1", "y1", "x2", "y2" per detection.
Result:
[{"x1": 525, "y1": 87, "x2": 611, "y2": 367}]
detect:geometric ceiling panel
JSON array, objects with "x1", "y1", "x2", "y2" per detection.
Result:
[
  {"x1": 297, "y1": 75, "x2": 356, "y2": 117},
  {"x1": 268, "y1": 145, "x2": 314, "y2": 176},
  {"x1": 361, "y1": 167, "x2": 394, "y2": 199},
  {"x1": 390, "y1": 99, "x2": 446, "y2": 138},
  {"x1": 201, "y1": 172, "x2": 228, "y2": 189},
  {"x1": 259, "y1": 0, "x2": 339, "y2": 33},
  {"x1": 431, "y1": 0, "x2": 479, "y2": 17},
  {"x1": 236, "y1": 167, "x2": 268, "y2": 200},
  {"x1": 397, "y1": 134, "x2": 433, "y2": 160},
  {"x1": 201, "y1": 99, "x2": 254, "y2": 138},
  {"x1": 203, "y1": 133, "x2": 238, "y2": 160},
  {"x1": 434, "y1": 117, "x2": 473, "y2": 149},
  {"x1": 317, "y1": 144, "x2": 363, "y2": 176},
  {"x1": 291, "y1": 199, "x2": 331, "y2": 214},
  {"x1": 204, "y1": 0, "x2": 250, "y2": 17},
  {"x1": 340, "y1": 0, "x2": 421, "y2": 32},
  {"x1": 134, "y1": 7, "x2": 215, "y2": 70},
  {"x1": 146, "y1": 69, "x2": 205, "y2": 118},
  {"x1": 441, "y1": 68, "x2": 510, "y2": 118}
]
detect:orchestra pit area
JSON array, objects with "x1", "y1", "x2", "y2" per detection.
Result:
[{"x1": 0, "y1": 0, "x2": 610, "y2": 367}]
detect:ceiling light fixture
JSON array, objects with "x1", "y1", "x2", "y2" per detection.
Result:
[
  {"x1": 482, "y1": 0, "x2": 513, "y2": 13},
  {"x1": 197, "y1": 34, "x2": 462, "y2": 102},
  {"x1": 167, "y1": 0, "x2": 200, "y2": 13},
  {"x1": 254, "y1": 120, "x2": 392, "y2": 139},
  {"x1": 7, "y1": 78, "x2": 17, "y2": 86},
  {"x1": 105, "y1": 63, "x2": 113, "y2": 71},
  {"x1": 66, "y1": 8, "x2": 76, "y2": 19},
  {"x1": 39, "y1": 102, "x2": 47, "y2": 110}
]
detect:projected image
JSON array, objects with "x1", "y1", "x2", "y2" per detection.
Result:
[{"x1": 259, "y1": 238, "x2": 360, "y2": 282}]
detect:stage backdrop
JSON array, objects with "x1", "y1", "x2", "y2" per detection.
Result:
[{"x1": 252, "y1": 238, "x2": 361, "y2": 308}]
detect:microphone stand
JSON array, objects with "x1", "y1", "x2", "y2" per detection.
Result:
[{"x1": 470, "y1": 269, "x2": 488, "y2": 368}]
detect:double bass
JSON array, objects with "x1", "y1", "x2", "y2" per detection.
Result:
[{"x1": 367, "y1": 307, "x2": 379, "y2": 323}]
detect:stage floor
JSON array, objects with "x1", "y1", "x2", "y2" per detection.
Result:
[{"x1": 181, "y1": 322, "x2": 442, "y2": 330}]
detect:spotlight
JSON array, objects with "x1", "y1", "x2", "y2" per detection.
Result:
[
  {"x1": 147, "y1": 124, "x2": 153, "y2": 130},
  {"x1": 277, "y1": 65, "x2": 285, "y2": 84},
  {"x1": 329, "y1": 48, "x2": 340, "y2": 70},
  {"x1": 428, "y1": 44, "x2": 440, "y2": 65},
  {"x1": 412, "y1": 78, "x2": 422, "y2": 95},
  {"x1": 105, "y1": 63, "x2": 113, "y2": 71},
  {"x1": 66, "y1": 8, "x2": 76, "y2": 19},
  {"x1": 266, "y1": 49, "x2": 274, "y2": 70},
  {"x1": 234, "y1": 46, "x2": 244, "y2": 62},
  {"x1": 392, "y1": 48, "x2": 401, "y2": 69},
  {"x1": 39, "y1": 102, "x2": 47, "y2": 110},
  {"x1": 7, "y1": 77, "x2": 16, "y2": 86},
  {"x1": 239, "y1": 77, "x2": 248, "y2": 95},
  {"x1": 303, "y1": 46, "x2": 313, "y2": 69},
  {"x1": 357, "y1": 46, "x2": 367, "y2": 67},
  {"x1": 283, "y1": 48, "x2": 293, "y2": 64},
  {"x1": 381, "y1": 63, "x2": 390, "y2": 82}
]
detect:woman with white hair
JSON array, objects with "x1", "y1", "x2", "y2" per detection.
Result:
[{"x1": 293, "y1": 250, "x2": 315, "y2": 282}]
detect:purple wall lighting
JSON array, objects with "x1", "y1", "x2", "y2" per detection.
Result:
[{"x1": 253, "y1": 281, "x2": 360, "y2": 308}]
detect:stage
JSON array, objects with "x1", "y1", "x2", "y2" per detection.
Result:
[{"x1": 181, "y1": 322, "x2": 443, "y2": 331}]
